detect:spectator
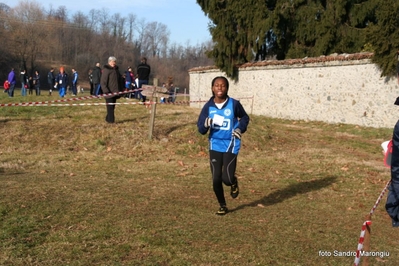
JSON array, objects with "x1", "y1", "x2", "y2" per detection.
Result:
[
  {"x1": 168, "y1": 83, "x2": 175, "y2": 103},
  {"x1": 71, "y1": 68, "x2": 78, "y2": 96},
  {"x1": 55, "y1": 67, "x2": 68, "y2": 98},
  {"x1": 100, "y1": 56, "x2": 122, "y2": 123},
  {"x1": 124, "y1": 66, "x2": 134, "y2": 98},
  {"x1": 28, "y1": 76, "x2": 34, "y2": 95},
  {"x1": 33, "y1": 70, "x2": 40, "y2": 95},
  {"x1": 7, "y1": 68, "x2": 16, "y2": 98},
  {"x1": 47, "y1": 67, "x2": 55, "y2": 96},
  {"x1": 88, "y1": 69, "x2": 93, "y2": 95},
  {"x1": 92, "y1": 62, "x2": 102, "y2": 96},
  {"x1": 20, "y1": 69, "x2": 28, "y2": 96},
  {"x1": 137, "y1": 57, "x2": 151, "y2": 102}
]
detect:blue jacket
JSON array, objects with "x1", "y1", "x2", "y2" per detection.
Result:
[
  {"x1": 72, "y1": 71, "x2": 78, "y2": 85},
  {"x1": 8, "y1": 70, "x2": 16, "y2": 85},
  {"x1": 197, "y1": 96, "x2": 249, "y2": 154}
]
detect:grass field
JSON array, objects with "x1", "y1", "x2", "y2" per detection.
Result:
[{"x1": 0, "y1": 90, "x2": 397, "y2": 265}]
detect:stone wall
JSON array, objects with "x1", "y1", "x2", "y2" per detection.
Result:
[{"x1": 188, "y1": 53, "x2": 399, "y2": 128}]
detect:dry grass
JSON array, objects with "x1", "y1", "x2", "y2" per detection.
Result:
[{"x1": 0, "y1": 90, "x2": 397, "y2": 265}]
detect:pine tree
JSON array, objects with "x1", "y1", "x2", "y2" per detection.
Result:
[
  {"x1": 197, "y1": 0, "x2": 271, "y2": 79},
  {"x1": 197, "y1": 0, "x2": 394, "y2": 79},
  {"x1": 366, "y1": 0, "x2": 399, "y2": 77}
]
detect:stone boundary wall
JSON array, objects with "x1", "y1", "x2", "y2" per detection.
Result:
[{"x1": 188, "y1": 52, "x2": 399, "y2": 128}]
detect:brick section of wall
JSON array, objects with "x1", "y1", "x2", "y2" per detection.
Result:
[{"x1": 189, "y1": 53, "x2": 399, "y2": 128}]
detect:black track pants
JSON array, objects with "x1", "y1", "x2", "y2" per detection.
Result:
[{"x1": 209, "y1": 150, "x2": 237, "y2": 206}]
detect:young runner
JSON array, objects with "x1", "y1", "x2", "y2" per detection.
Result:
[{"x1": 197, "y1": 76, "x2": 250, "y2": 215}]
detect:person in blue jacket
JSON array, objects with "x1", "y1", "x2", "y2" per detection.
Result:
[
  {"x1": 71, "y1": 68, "x2": 78, "y2": 96},
  {"x1": 7, "y1": 68, "x2": 16, "y2": 97},
  {"x1": 197, "y1": 76, "x2": 250, "y2": 215}
]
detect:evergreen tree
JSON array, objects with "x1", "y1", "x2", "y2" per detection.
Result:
[
  {"x1": 366, "y1": 0, "x2": 399, "y2": 77},
  {"x1": 197, "y1": 0, "x2": 270, "y2": 79},
  {"x1": 197, "y1": 0, "x2": 395, "y2": 79}
]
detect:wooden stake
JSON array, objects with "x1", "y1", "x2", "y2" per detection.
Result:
[{"x1": 361, "y1": 214, "x2": 371, "y2": 266}]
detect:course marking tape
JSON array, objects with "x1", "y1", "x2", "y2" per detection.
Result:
[
  {"x1": 0, "y1": 89, "x2": 136, "y2": 107},
  {"x1": 1, "y1": 96, "x2": 254, "y2": 107},
  {"x1": 354, "y1": 220, "x2": 372, "y2": 266},
  {"x1": 354, "y1": 221, "x2": 371, "y2": 266},
  {"x1": 369, "y1": 180, "x2": 391, "y2": 216},
  {"x1": 353, "y1": 180, "x2": 391, "y2": 265}
]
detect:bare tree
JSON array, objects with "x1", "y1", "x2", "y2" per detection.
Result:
[
  {"x1": 5, "y1": 0, "x2": 47, "y2": 74},
  {"x1": 127, "y1": 13, "x2": 136, "y2": 44},
  {"x1": 87, "y1": 9, "x2": 100, "y2": 32},
  {"x1": 143, "y1": 21, "x2": 170, "y2": 58},
  {"x1": 0, "y1": 1, "x2": 213, "y2": 88}
]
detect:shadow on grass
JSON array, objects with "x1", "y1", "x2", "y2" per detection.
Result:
[
  {"x1": 231, "y1": 175, "x2": 337, "y2": 212},
  {"x1": 118, "y1": 115, "x2": 148, "y2": 124},
  {"x1": 0, "y1": 118, "x2": 33, "y2": 123}
]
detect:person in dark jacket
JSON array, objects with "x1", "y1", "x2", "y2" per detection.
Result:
[
  {"x1": 33, "y1": 70, "x2": 40, "y2": 95},
  {"x1": 136, "y1": 56, "x2": 151, "y2": 102},
  {"x1": 47, "y1": 68, "x2": 55, "y2": 95},
  {"x1": 197, "y1": 76, "x2": 250, "y2": 215},
  {"x1": 386, "y1": 103, "x2": 399, "y2": 227},
  {"x1": 100, "y1": 56, "x2": 122, "y2": 123},
  {"x1": 88, "y1": 69, "x2": 93, "y2": 95},
  {"x1": 124, "y1": 66, "x2": 135, "y2": 98},
  {"x1": 92, "y1": 62, "x2": 102, "y2": 96},
  {"x1": 20, "y1": 69, "x2": 28, "y2": 96}
]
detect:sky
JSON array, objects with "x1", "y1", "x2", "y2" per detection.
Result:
[{"x1": 5, "y1": 0, "x2": 212, "y2": 45}]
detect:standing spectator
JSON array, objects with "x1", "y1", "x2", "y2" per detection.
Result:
[
  {"x1": 47, "y1": 67, "x2": 55, "y2": 95},
  {"x1": 88, "y1": 69, "x2": 93, "y2": 95},
  {"x1": 168, "y1": 83, "x2": 175, "y2": 103},
  {"x1": 55, "y1": 67, "x2": 68, "y2": 98},
  {"x1": 92, "y1": 62, "x2": 102, "y2": 96},
  {"x1": 124, "y1": 66, "x2": 134, "y2": 98},
  {"x1": 28, "y1": 76, "x2": 34, "y2": 95},
  {"x1": 71, "y1": 68, "x2": 78, "y2": 96},
  {"x1": 20, "y1": 69, "x2": 28, "y2": 96},
  {"x1": 100, "y1": 56, "x2": 122, "y2": 123},
  {"x1": 7, "y1": 68, "x2": 16, "y2": 97},
  {"x1": 136, "y1": 56, "x2": 151, "y2": 102},
  {"x1": 197, "y1": 76, "x2": 250, "y2": 215},
  {"x1": 33, "y1": 70, "x2": 40, "y2": 95}
]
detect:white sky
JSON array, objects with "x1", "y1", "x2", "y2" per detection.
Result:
[{"x1": 4, "y1": 0, "x2": 212, "y2": 45}]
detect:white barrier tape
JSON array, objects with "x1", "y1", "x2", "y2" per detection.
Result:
[
  {"x1": 0, "y1": 97, "x2": 254, "y2": 107},
  {"x1": 0, "y1": 89, "x2": 135, "y2": 107},
  {"x1": 353, "y1": 180, "x2": 391, "y2": 265},
  {"x1": 26, "y1": 102, "x2": 146, "y2": 107},
  {"x1": 369, "y1": 180, "x2": 391, "y2": 216},
  {"x1": 354, "y1": 220, "x2": 372, "y2": 266}
]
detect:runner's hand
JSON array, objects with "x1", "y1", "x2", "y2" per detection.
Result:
[
  {"x1": 204, "y1": 117, "x2": 213, "y2": 128},
  {"x1": 232, "y1": 128, "x2": 242, "y2": 139}
]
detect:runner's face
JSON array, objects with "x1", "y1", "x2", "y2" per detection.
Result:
[{"x1": 212, "y1": 78, "x2": 228, "y2": 99}]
